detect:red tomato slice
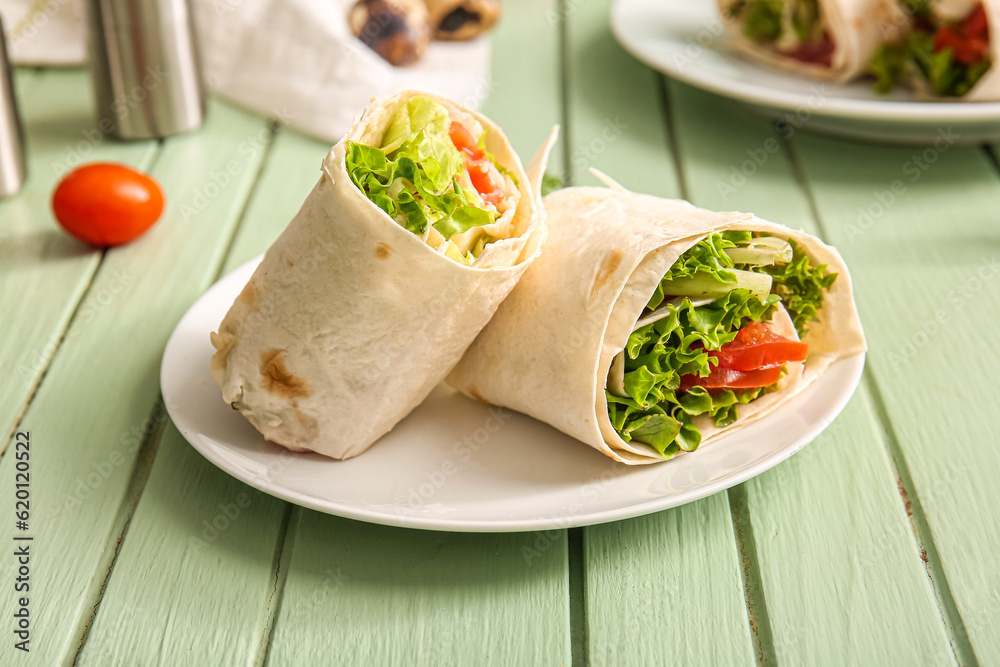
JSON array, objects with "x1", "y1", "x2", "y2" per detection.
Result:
[
  {"x1": 934, "y1": 27, "x2": 988, "y2": 64},
  {"x1": 679, "y1": 365, "x2": 785, "y2": 391},
  {"x1": 784, "y1": 33, "x2": 836, "y2": 67},
  {"x1": 449, "y1": 121, "x2": 505, "y2": 205},
  {"x1": 711, "y1": 322, "x2": 809, "y2": 371},
  {"x1": 961, "y1": 5, "x2": 989, "y2": 42},
  {"x1": 52, "y1": 162, "x2": 164, "y2": 247},
  {"x1": 449, "y1": 121, "x2": 482, "y2": 159}
]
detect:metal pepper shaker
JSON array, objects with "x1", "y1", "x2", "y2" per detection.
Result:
[
  {"x1": 0, "y1": 17, "x2": 27, "y2": 199},
  {"x1": 86, "y1": 0, "x2": 206, "y2": 140}
]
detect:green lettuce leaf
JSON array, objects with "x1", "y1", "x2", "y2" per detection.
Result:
[
  {"x1": 344, "y1": 96, "x2": 498, "y2": 246},
  {"x1": 607, "y1": 231, "x2": 837, "y2": 460},
  {"x1": 763, "y1": 238, "x2": 837, "y2": 336},
  {"x1": 608, "y1": 289, "x2": 777, "y2": 459},
  {"x1": 740, "y1": 0, "x2": 784, "y2": 42},
  {"x1": 872, "y1": 27, "x2": 992, "y2": 97}
]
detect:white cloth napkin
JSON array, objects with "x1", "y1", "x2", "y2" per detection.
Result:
[{"x1": 0, "y1": 0, "x2": 492, "y2": 142}]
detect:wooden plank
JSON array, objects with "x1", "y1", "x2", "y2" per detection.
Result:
[
  {"x1": 563, "y1": 0, "x2": 677, "y2": 193},
  {"x1": 0, "y1": 69, "x2": 157, "y2": 446},
  {"x1": 221, "y1": 128, "x2": 331, "y2": 272},
  {"x1": 563, "y1": 3, "x2": 755, "y2": 665},
  {"x1": 586, "y1": 494, "x2": 756, "y2": 666},
  {"x1": 790, "y1": 130, "x2": 1000, "y2": 664},
  {"x1": 669, "y1": 81, "x2": 957, "y2": 665},
  {"x1": 0, "y1": 92, "x2": 271, "y2": 665},
  {"x1": 479, "y1": 0, "x2": 564, "y2": 178},
  {"x1": 267, "y1": 512, "x2": 570, "y2": 667},
  {"x1": 76, "y1": 128, "x2": 327, "y2": 667}
]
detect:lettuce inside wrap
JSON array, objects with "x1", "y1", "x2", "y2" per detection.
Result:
[
  {"x1": 345, "y1": 96, "x2": 520, "y2": 265},
  {"x1": 726, "y1": 0, "x2": 835, "y2": 66},
  {"x1": 606, "y1": 231, "x2": 837, "y2": 459}
]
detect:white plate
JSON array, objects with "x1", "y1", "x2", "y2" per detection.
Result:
[
  {"x1": 162, "y1": 256, "x2": 865, "y2": 532},
  {"x1": 611, "y1": 0, "x2": 1000, "y2": 144}
]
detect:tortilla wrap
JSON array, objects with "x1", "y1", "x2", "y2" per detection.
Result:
[
  {"x1": 210, "y1": 90, "x2": 557, "y2": 459},
  {"x1": 718, "y1": 0, "x2": 908, "y2": 82},
  {"x1": 447, "y1": 186, "x2": 867, "y2": 464}
]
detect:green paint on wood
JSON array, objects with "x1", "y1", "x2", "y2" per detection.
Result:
[
  {"x1": 76, "y1": 424, "x2": 289, "y2": 666},
  {"x1": 479, "y1": 0, "x2": 564, "y2": 179},
  {"x1": 267, "y1": 512, "x2": 571, "y2": 667},
  {"x1": 669, "y1": 81, "x2": 959, "y2": 665},
  {"x1": 564, "y1": 0, "x2": 677, "y2": 194},
  {"x1": 791, "y1": 130, "x2": 1000, "y2": 664},
  {"x1": 0, "y1": 70, "x2": 156, "y2": 447},
  {"x1": 0, "y1": 90, "x2": 271, "y2": 665},
  {"x1": 586, "y1": 494, "x2": 756, "y2": 667}
]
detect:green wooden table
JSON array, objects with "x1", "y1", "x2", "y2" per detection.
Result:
[{"x1": 3, "y1": 1, "x2": 999, "y2": 665}]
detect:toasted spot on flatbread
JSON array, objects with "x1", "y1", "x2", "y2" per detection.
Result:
[
  {"x1": 376, "y1": 242, "x2": 394, "y2": 259},
  {"x1": 237, "y1": 283, "x2": 256, "y2": 308},
  {"x1": 590, "y1": 249, "x2": 625, "y2": 300},
  {"x1": 467, "y1": 385, "x2": 488, "y2": 404},
  {"x1": 260, "y1": 349, "x2": 310, "y2": 399}
]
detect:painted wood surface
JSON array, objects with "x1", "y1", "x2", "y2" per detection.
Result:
[
  {"x1": 793, "y1": 131, "x2": 1000, "y2": 665},
  {"x1": 669, "y1": 82, "x2": 959, "y2": 666},
  {"x1": 2, "y1": 1, "x2": 1000, "y2": 664},
  {"x1": 0, "y1": 88, "x2": 272, "y2": 665},
  {"x1": 0, "y1": 70, "x2": 157, "y2": 449}
]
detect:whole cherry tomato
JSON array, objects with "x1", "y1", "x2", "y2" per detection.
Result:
[{"x1": 52, "y1": 163, "x2": 165, "y2": 246}]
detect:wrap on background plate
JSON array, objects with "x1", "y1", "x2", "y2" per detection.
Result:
[
  {"x1": 448, "y1": 185, "x2": 866, "y2": 464},
  {"x1": 869, "y1": 0, "x2": 1000, "y2": 99},
  {"x1": 718, "y1": 0, "x2": 908, "y2": 81},
  {"x1": 210, "y1": 91, "x2": 557, "y2": 459}
]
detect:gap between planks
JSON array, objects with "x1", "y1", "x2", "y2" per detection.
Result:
[
  {"x1": 67, "y1": 123, "x2": 281, "y2": 665},
  {"x1": 862, "y1": 373, "x2": 980, "y2": 667},
  {"x1": 68, "y1": 399, "x2": 170, "y2": 666},
  {"x1": 255, "y1": 504, "x2": 298, "y2": 667},
  {"x1": 782, "y1": 137, "x2": 980, "y2": 667},
  {"x1": 0, "y1": 141, "x2": 165, "y2": 456},
  {"x1": 659, "y1": 74, "x2": 778, "y2": 664}
]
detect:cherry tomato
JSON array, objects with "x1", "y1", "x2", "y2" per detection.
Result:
[
  {"x1": 711, "y1": 321, "x2": 809, "y2": 371},
  {"x1": 679, "y1": 365, "x2": 785, "y2": 391},
  {"x1": 52, "y1": 163, "x2": 165, "y2": 246}
]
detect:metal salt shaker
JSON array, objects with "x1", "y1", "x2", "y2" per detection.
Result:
[
  {"x1": 86, "y1": 0, "x2": 206, "y2": 140},
  {"x1": 0, "y1": 17, "x2": 27, "y2": 199}
]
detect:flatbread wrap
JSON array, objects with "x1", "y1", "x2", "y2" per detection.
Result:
[
  {"x1": 448, "y1": 185, "x2": 867, "y2": 464},
  {"x1": 869, "y1": 0, "x2": 999, "y2": 99},
  {"x1": 210, "y1": 91, "x2": 556, "y2": 459},
  {"x1": 718, "y1": 0, "x2": 908, "y2": 82}
]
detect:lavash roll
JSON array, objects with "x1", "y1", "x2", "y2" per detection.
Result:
[
  {"x1": 210, "y1": 91, "x2": 557, "y2": 460},
  {"x1": 718, "y1": 0, "x2": 908, "y2": 82},
  {"x1": 447, "y1": 186, "x2": 867, "y2": 465}
]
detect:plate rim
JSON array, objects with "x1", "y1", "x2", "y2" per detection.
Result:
[
  {"x1": 162, "y1": 255, "x2": 866, "y2": 533},
  {"x1": 610, "y1": 0, "x2": 1000, "y2": 123}
]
